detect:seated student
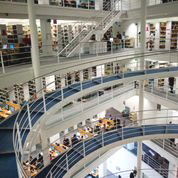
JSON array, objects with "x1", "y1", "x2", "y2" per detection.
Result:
[
  {"x1": 63, "y1": 137, "x2": 70, "y2": 147},
  {"x1": 71, "y1": 134, "x2": 79, "y2": 146}
]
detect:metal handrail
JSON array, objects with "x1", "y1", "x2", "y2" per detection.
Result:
[
  {"x1": 10, "y1": 52, "x2": 178, "y2": 176},
  {"x1": 152, "y1": 138, "x2": 178, "y2": 158},
  {"x1": 1, "y1": 48, "x2": 177, "y2": 96},
  {"x1": 45, "y1": 123, "x2": 178, "y2": 177},
  {"x1": 100, "y1": 168, "x2": 174, "y2": 178},
  {"x1": 58, "y1": 0, "x2": 121, "y2": 57}
]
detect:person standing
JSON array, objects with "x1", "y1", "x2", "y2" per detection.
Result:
[{"x1": 168, "y1": 77, "x2": 175, "y2": 93}]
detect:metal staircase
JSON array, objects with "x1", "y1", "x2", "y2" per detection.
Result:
[
  {"x1": 58, "y1": 0, "x2": 122, "y2": 58},
  {"x1": 152, "y1": 139, "x2": 178, "y2": 159}
]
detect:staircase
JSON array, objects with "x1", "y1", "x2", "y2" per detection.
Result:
[
  {"x1": 58, "y1": 0, "x2": 122, "y2": 57},
  {"x1": 152, "y1": 139, "x2": 178, "y2": 158}
]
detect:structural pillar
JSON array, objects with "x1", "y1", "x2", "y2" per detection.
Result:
[
  {"x1": 88, "y1": 67, "x2": 93, "y2": 79},
  {"x1": 137, "y1": 1, "x2": 147, "y2": 178},
  {"x1": 40, "y1": 18, "x2": 53, "y2": 56},
  {"x1": 80, "y1": 70, "x2": 84, "y2": 82},
  {"x1": 27, "y1": 0, "x2": 42, "y2": 95},
  {"x1": 175, "y1": 77, "x2": 178, "y2": 94},
  {"x1": 40, "y1": 131, "x2": 50, "y2": 166}
]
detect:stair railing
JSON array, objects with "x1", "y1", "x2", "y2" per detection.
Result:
[{"x1": 57, "y1": 0, "x2": 121, "y2": 58}]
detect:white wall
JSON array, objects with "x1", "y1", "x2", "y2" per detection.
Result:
[
  {"x1": 45, "y1": 75, "x2": 55, "y2": 91},
  {"x1": 114, "y1": 95, "x2": 156, "y2": 113},
  {"x1": 99, "y1": 147, "x2": 163, "y2": 178}
]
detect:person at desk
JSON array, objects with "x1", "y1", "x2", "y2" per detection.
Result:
[
  {"x1": 63, "y1": 136, "x2": 70, "y2": 147},
  {"x1": 71, "y1": 134, "x2": 79, "y2": 146},
  {"x1": 168, "y1": 77, "x2": 175, "y2": 93}
]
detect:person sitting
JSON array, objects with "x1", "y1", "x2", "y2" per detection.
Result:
[
  {"x1": 71, "y1": 134, "x2": 79, "y2": 146},
  {"x1": 63, "y1": 136, "x2": 70, "y2": 147}
]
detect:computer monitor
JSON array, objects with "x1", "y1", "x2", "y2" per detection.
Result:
[
  {"x1": 9, "y1": 44, "x2": 14, "y2": 49},
  {"x1": 10, "y1": 107, "x2": 15, "y2": 112},
  {"x1": 2, "y1": 44, "x2": 7, "y2": 49},
  {"x1": 5, "y1": 104, "x2": 9, "y2": 110}
]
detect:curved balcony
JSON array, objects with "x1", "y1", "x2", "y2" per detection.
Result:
[
  {"x1": 35, "y1": 123, "x2": 178, "y2": 178},
  {"x1": 0, "y1": 61, "x2": 178, "y2": 177}
]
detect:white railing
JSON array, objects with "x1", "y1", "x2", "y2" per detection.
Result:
[
  {"x1": 45, "y1": 118, "x2": 178, "y2": 178},
  {"x1": 58, "y1": 0, "x2": 121, "y2": 58},
  {"x1": 152, "y1": 138, "x2": 178, "y2": 158},
  {"x1": 100, "y1": 168, "x2": 174, "y2": 178},
  {"x1": 0, "y1": 49, "x2": 177, "y2": 124}
]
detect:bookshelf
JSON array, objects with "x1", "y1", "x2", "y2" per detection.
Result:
[
  {"x1": 125, "y1": 38, "x2": 135, "y2": 48},
  {"x1": 159, "y1": 22, "x2": 166, "y2": 49},
  {"x1": 28, "y1": 80, "x2": 36, "y2": 99},
  {"x1": 13, "y1": 84, "x2": 24, "y2": 103},
  {"x1": 0, "y1": 88, "x2": 9, "y2": 101},
  {"x1": 55, "y1": 75, "x2": 61, "y2": 90},
  {"x1": 171, "y1": 21, "x2": 178, "y2": 49}
]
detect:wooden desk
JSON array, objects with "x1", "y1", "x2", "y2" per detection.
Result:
[
  {"x1": 51, "y1": 144, "x2": 67, "y2": 154},
  {"x1": 6, "y1": 101, "x2": 20, "y2": 111},
  {"x1": 78, "y1": 128, "x2": 93, "y2": 138},
  {"x1": 0, "y1": 108, "x2": 11, "y2": 118}
]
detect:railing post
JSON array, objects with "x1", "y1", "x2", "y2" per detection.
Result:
[
  {"x1": 16, "y1": 123, "x2": 23, "y2": 158},
  {"x1": 0, "y1": 51, "x2": 5, "y2": 74},
  {"x1": 83, "y1": 140, "x2": 86, "y2": 157},
  {"x1": 66, "y1": 154, "x2": 69, "y2": 171},
  {"x1": 27, "y1": 103, "x2": 32, "y2": 130},
  {"x1": 163, "y1": 139, "x2": 165, "y2": 149},
  {"x1": 102, "y1": 131, "x2": 104, "y2": 147},
  {"x1": 42, "y1": 89, "x2": 47, "y2": 113}
]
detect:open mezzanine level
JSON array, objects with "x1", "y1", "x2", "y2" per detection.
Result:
[{"x1": 1, "y1": 61, "x2": 178, "y2": 177}]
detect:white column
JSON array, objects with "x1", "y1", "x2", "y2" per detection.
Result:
[
  {"x1": 88, "y1": 68, "x2": 93, "y2": 79},
  {"x1": 40, "y1": 131, "x2": 50, "y2": 166},
  {"x1": 71, "y1": 73, "x2": 75, "y2": 84},
  {"x1": 113, "y1": 62, "x2": 117, "y2": 74},
  {"x1": 80, "y1": 70, "x2": 84, "y2": 82},
  {"x1": 23, "y1": 83, "x2": 30, "y2": 101},
  {"x1": 40, "y1": 19, "x2": 53, "y2": 55},
  {"x1": 137, "y1": 1, "x2": 147, "y2": 178},
  {"x1": 27, "y1": 0, "x2": 42, "y2": 94},
  {"x1": 61, "y1": 76, "x2": 66, "y2": 88},
  {"x1": 175, "y1": 77, "x2": 178, "y2": 94}
]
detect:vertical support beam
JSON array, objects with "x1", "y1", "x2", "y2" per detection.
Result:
[
  {"x1": 88, "y1": 67, "x2": 93, "y2": 80},
  {"x1": 80, "y1": 70, "x2": 84, "y2": 82},
  {"x1": 40, "y1": 131, "x2": 50, "y2": 166},
  {"x1": 27, "y1": 0, "x2": 42, "y2": 96},
  {"x1": 0, "y1": 51, "x2": 5, "y2": 73},
  {"x1": 16, "y1": 123, "x2": 23, "y2": 157},
  {"x1": 27, "y1": 103, "x2": 32, "y2": 130},
  {"x1": 137, "y1": 1, "x2": 147, "y2": 178},
  {"x1": 40, "y1": 18, "x2": 53, "y2": 55}
]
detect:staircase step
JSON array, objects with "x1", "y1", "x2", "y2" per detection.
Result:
[
  {"x1": 0, "y1": 153, "x2": 18, "y2": 178},
  {"x1": 0, "y1": 129, "x2": 14, "y2": 153}
]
